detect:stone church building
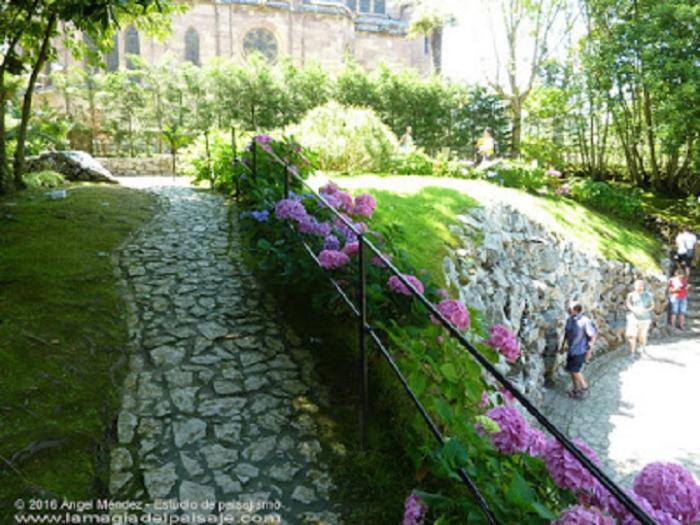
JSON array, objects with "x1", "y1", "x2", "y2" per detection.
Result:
[{"x1": 62, "y1": 0, "x2": 432, "y2": 74}]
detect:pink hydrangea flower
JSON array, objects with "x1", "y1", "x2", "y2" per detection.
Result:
[
  {"x1": 484, "y1": 406, "x2": 531, "y2": 454},
  {"x1": 498, "y1": 386, "x2": 515, "y2": 405},
  {"x1": 556, "y1": 183, "x2": 572, "y2": 196},
  {"x1": 479, "y1": 391, "x2": 491, "y2": 409},
  {"x1": 547, "y1": 168, "x2": 563, "y2": 178},
  {"x1": 353, "y1": 193, "x2": 377, "y2": 218},
  {"x1": 342, "y1": 241, "x2": 359, "y2": 255},
  {"x1": 318, "y1": 250, "x2": 350, "y2": 270},
  {"x1": 431, "y1": 299, "x2": 470, "y2": 331},
  {"x1": 486, "y1": 325, "x2": 521, "y2": 363},
  {"x1": 388, "y1": 274, "x2": 424, "y2": 296},
  {"x1": 436, "y1": 288, "x2": 450, "y2": 300},
  {"x1": 599, "y1": 487, "x2": 681, "y2": 525},
  {"x1": 543, "y1": 438, "x2": 601, "y2": 493},
  {"x1": 525, "y1": 428, "x2": 547, "y2": 457},
  {"x1": 554, "y1": 505, "x2": 615, "y2": 525},
  {"x1": 402, "y1": 494, "x2": 427, "y2": 525},
  {"x1": 371, "y1": 254, "x2": 391, "y2": 268},
  {"x1": 275, "y1": 198, "x2": 308, "y2": 222},
  {"x1": 320, "y1": 181, "x2": 340, "y2": 195},
  {"x1": 335, "y1": 191, "x2": 354, "y2": 213},
  {"x1": 633, "y1": 463, "x2": 700, "y2": 523}
]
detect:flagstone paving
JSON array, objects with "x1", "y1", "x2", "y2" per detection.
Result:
[
  {"x1": 110, "y1": 178, "x2": 343, "y2": 524},
  {"x1": 543, "y1": 337, "x2": 700, "y2": 487}
]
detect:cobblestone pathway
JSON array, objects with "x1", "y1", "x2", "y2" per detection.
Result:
[
  {"x1": 543, "y1": 336, "x2": 700, "y2": 487},
  {"x1": 110, "y1": 178, "x2": 343, "y2": 523}
]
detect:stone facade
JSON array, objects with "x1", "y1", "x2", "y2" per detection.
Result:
[
  {"x1": 443, "y1": 205, "x2": 669, "y2": 402},
  {"x1": 56, "y1": 0, "x2": 431, "y2": 75},
  {"x1": 96, "y1": 156, "x2": 175, "y2": 177}
]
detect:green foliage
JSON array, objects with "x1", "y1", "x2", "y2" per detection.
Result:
[
  {"x1": 287, "y1": 101, "x2": 399, "y2": 173},
  {"x1": 569, "y1": 179, "x2": 643, "y2": 221},
  {"x1": 22, "y1": 170, "x2": 65, "y2": 189},
  {"x1": 389, "y1": 149, "x2": 435, "y2": 175}
]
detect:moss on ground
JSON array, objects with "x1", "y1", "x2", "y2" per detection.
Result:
[{"x1": 0, "y1": 184, "x2": 156, "y2": 516}]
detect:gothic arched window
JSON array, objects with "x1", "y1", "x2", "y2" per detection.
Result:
[
  {"x1": 105, "y1": 34, "x2": 119, "y2": 71},
  {"x1": 374, "y1": 0, "x2": 385, "y2": 14},
  {"x1": 243, "y1": 28, "x2": 278, "y2": 63},
  {"x1": 345, "y1": 0, "x2": 357, "y2": 10},
  {"x1": 125, "y1": 26, "x2": 140, "y2": 69},
  {"x1": 185, "y1": 28, "x2": 200, "y2": 65},
  {"x1": 359, "y1": 0, "x2": 371, "y2": 12}
]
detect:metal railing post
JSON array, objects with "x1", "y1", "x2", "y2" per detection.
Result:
[
  {"x1": 284, "y1": 164, "x2": 289, "y2": 199},
  {"x1": 358, "y1": 233, "x2": 369, "y2": 450},
  {"x1": 252, "y1": 140, "x2": 257, "y2": 181}
]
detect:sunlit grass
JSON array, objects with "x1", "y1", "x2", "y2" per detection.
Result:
[{"x1": 317, "y1": 174, "x2": 663, "y2": 274}]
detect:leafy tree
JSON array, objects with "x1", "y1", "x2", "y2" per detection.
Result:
[{"x1": 407, "y1": 0, "x2": 456, "y2": 74}]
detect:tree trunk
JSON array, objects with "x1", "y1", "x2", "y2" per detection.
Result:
[
  {"x1": 510, "y1": 98, "x2": 522, "y2": 158},
  {"x1": 430, "y1": 28, "x2": 443, "y2": 75},
  {"x1": 12, "y1": 14, "x2": 57, "y2": 187},
  {"x1": 0, "y1": 68, "x2": 9, "y2": 194}
]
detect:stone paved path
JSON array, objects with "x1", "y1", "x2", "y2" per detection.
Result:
[
  {"x1": 110, "y1": 178, "x2": 343, "y2": 523},
  {"x1": 543, "y1": 336, "x2": 700, "y2": 487}
]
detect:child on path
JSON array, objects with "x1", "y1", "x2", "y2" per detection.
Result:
[
  {"x1": 625, "y1": 279, "x2": 655, "y2": 358},
  {"x1": 560, "y1": 302, "x2": 597, "y2": 399},
  {"x1": 668, "y1": 268, "x2": 689, "y2": 331}
]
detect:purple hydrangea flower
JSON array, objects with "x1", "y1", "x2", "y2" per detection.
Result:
[
  {"x1": 318, "y1": 250, "x2": 350, "y2": 270},
  {"x1": 323, "y1": 235, "x2": 341, "y2": 251},
  {"x1": 239, "y1": 210, "x2": 269, "y2": 222},
  {"x1": 298, "y1": 216, "x2": 332, "y2": 237},
  {"x1": 633, "y1": 463, "x2": 700, "y2": 523},
  {"x1": 335, "y1": 191, "x2": 354, "y2": 213},
  {"x1": 275, "y1": 198, "x2": 308, "y2": 223},
  {"x1": 436, "y1": 288, "x2": 450, "y2": 300},
  {"x1": 353, "y1": 193, "x2": 377, "y2": 218},
  {"x1": 402, "y1": 494, "x2": 427, "y2": 525},
  {"x1": 486, "y1": 324, "x2": 521, "y2": 363},
  {"x1": 599, "y1": 487, "x2": 681, "y2": 525},
  {"x1": 388, "y1": 274, "x2": 424, "y2": 296},
  {"x1": 484, "y1": 406, "x2": 532, "y2": 454},
  {"x1": 553, "y1": 505, "x2": 615, "y2": 525},
  {"x1": 543, "y1": 438, "x2": 601, "y2": 493},
  {"x1": 479, "y1": 391, "x2": 491, "y2": 409},
  {"x1": 321, "y1": 192, "x2": 343, "y2": 209},
  {"x1": 547, "y1": 168, "x2": 563, "y2": 178},
  {"x1": 556, "y1": 183, "x2": 572, "y2": 196},
  {"x1": 254, "y1": 134, "x2": 272, "y2": 144},
  {"x1": 431, "y1": 299, "x2": 470, "y2": 331},
  {"x1": 371, "y1": 254, "x2": 391, "y2": 268}
]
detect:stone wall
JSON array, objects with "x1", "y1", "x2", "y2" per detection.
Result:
[
  {"x1": 443, "y1": 205, "x2": 669, "y2": 401},
  {"x1": 96, "y1": 156, "x2": 174, "y2": 177}
]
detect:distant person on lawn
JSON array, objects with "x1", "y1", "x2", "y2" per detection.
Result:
[
  {"x1": 561, "y1": 301, "x2": 597, "y2": 399},
  {"x1": 399, "y1": 126, "x2": 414, "y2": 152},
  {"x1": 625, "y1": 279, "x2": 655, "y2": 358},
  {"x1": 675, "y1": 227, "x2": 697, "y2": 277},
  {"x1": 476, "y1": 128, "x2": 496, "y2": 164},
  {"x1": 668, "y1": 268, "x2": 689, "y2": 331}
]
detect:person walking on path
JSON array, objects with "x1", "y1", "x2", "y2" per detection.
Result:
[
  {"x1": 669, "y1": 268, "x2": 689, "y2": 331},
  {"x1": 625, "y1": 279, "x2": 655, "y2": 358},
  {"x1": 675, "y1": 227, "x2": 697, "y2": 277},
  {"x1": 399, "y1": 126, "x2": 414, "y2": 152},
  {"x1": 560, "y1": 302, "x2": 597, "y2": 399},
  {"x1": 476, "y1": 128, "x2": 496, "y2": 164}
]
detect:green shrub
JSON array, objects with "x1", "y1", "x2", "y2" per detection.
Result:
[
  {"x1": 286, "y1": 101, "x2": 399, "y2": 173},
  {"x1": 473, "y1": 160, "x2": 548, "y2": 192},
  {"x1": 23, "y1": 170, "x2": 66, "y2": 189},
  {"x1": 569, "y1": 179, "x2": 642, "y2": 220},
  {"x1": 388, "y1": 149, "x2": 434, "y2": 175},
  {"x1": 180, "y1": 129, "x2": 249, "y2": 192}
]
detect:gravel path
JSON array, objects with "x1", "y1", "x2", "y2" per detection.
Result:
[
  {"x1": 110, "y1": 178, "x2": 343, "y2": 524},
  {"x1": 542, "y1": 336, "x2": 700, "y2": 487}
]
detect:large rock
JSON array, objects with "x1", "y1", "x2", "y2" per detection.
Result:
[
  {"x1": 445, "y1": 204, "x2": 669, "y2": 403},
  {"x1": 26, "y1": 151, "x2": 118, "y2": 184}
]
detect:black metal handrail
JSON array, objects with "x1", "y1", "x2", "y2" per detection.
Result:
[{"x1": 239, "y1": 140, "x2": 655, "y2": 525}]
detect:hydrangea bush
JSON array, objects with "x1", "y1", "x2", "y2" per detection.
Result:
[{"x1": 236, "y1": 135, "x2": 700, "y2": 524}]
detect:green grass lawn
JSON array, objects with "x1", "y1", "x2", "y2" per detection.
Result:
[
  {"x1": 316, "y1": 175, "x2": 663, "y2": 274},
  {"x1": 0, "y1": 184, "x2": 156, "y2": 514}
]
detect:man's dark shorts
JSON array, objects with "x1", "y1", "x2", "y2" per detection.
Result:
[
  {"x1": 681, "y1": 251, "x2": 694, "y2": 269},
  {"x1": 566, "y1": 353, "x2": 586, "y2": 373}
]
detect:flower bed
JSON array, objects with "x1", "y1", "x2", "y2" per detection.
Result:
[{"x1": 235, "y1": 136, "x2": 700, "y2": 524}]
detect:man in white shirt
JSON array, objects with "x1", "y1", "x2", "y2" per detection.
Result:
[{"x1": 676, "y1": 227, "x2": 697, "y2": 276}]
